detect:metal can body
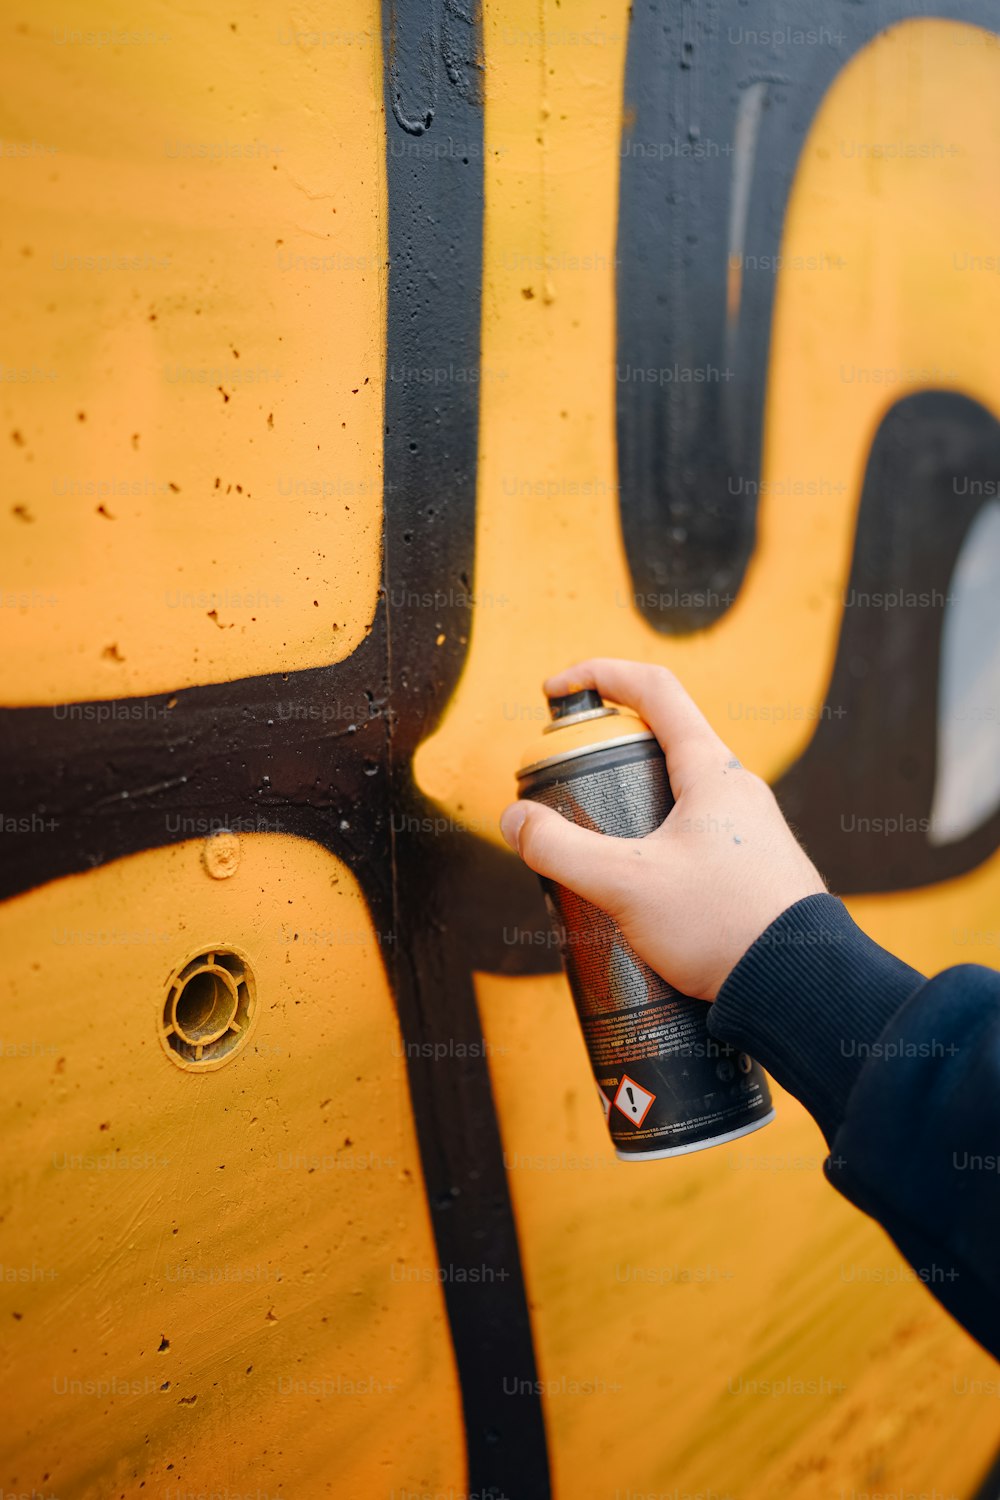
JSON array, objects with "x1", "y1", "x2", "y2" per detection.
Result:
[{"x1": 517, "y1": 703, "x2": 774, "y2": 1160}]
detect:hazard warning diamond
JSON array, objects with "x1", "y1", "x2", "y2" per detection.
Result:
[{"x1": 613, "y1": 1075, "x2": 655, "y2": 1128}]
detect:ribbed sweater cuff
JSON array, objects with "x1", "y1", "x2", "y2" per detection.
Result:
[{"x1": 706, "y1": 893, "x2": 926, "y2": 1143}]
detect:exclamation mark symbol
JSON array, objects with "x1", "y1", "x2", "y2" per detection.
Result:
[{"x1": 625, "y1": 1086, "x2": 638, "y2": 1114}]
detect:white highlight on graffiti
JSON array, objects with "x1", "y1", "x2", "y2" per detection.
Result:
[
  {"x1": 725, "y1": 80, "x2": 769, "y2": 327},
  {"x1": 929, "y1": 499, "x2": 1000, "y2": 844}
]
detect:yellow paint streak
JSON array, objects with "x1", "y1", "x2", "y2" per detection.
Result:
[
  {"x1": 848, "y1": 843, "x2": 1000, "y2": 976},
  {"x1": 0, "y1": 0, "x2": 386, "y2": 704},
  {"x1": 416, "y1": 10, "x2": 1000, "y2": 845},
  {"x1": 0, "y1": 835, "x2": 464, "y2": 1498}
]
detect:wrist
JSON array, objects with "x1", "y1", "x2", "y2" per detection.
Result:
[{"x1": 706, "y1": 893, "x2": 925, "y2": 1142}]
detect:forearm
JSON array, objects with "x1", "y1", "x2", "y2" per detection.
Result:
[{"x1": 708, "y1": 895, "x2": 1000, "y2": 1360}]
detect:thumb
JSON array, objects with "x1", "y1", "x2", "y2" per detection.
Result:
[{"x1": 499, "y1": 800, "x2": 630, "y2": 911}]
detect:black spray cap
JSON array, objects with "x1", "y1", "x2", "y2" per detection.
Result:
[{"x1": 546, "y1": 687, "x2": 605, "y2": 721}]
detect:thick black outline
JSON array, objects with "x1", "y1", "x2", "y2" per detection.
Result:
[
  {"x1": 775, "y1": 391, "x2": 1000, "y2": 892},
  {"x1": 616, "y1": 0, "x2": 1000, "y2": 632}
]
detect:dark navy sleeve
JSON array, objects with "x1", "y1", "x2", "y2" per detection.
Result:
[{"x1": 706, "y1": 892, "x2": 1000, "y2": 1361}]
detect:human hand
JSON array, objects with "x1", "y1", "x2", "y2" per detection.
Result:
[{"x1": 499, "y1": 658, "x2": 827, "y2": 1001}]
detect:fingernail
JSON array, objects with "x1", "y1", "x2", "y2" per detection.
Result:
[{"x1": 499, "y1": 803, "x2": 529, "y2": 854}]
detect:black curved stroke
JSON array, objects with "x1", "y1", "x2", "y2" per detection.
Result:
[
  {"x1": 616, "y1": 0, "x2": 1000, "y2": 633},
  {"x1": 775, "y1": 391, "x2": 1000, "y2": 894}
]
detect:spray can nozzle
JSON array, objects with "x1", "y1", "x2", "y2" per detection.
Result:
[{"x1": 543, "y1": 687, "x2": 619, "y2": 733}]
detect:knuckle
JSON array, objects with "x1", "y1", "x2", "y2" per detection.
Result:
[
  {"x1": 744, "y1": 770, "x2": 777, "y2": 806},
  {"x1": 638, "y1": 664, "x2": 679, "y2": 717},
  {"x1": 520, "y1": 811, "x2": 555, "y2": 869},
  {"x1": 646, "y1": 663, "x2": 678, "y2": 693}
]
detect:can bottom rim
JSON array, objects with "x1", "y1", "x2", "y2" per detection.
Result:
[{"x1": 614, "y1": 1108, "x2": 776, "y2": 1162}]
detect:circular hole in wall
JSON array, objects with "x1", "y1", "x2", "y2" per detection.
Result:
[{"x1": 160, "y1": 949, "x2": 257, "y2": 1071}]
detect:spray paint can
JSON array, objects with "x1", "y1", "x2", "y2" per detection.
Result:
[{"x1": 516, "y1": 687, "x2": 775, "y2": 1160}]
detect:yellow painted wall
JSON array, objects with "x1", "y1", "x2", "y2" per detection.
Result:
[
  {"x1": 0, "y1": 837, "x2": 465, "y2": 1497},
  {"x1": 1, "y1": 1, "x2": 385, "y2": 704},
  {"x1": 1, "y1": 3, "x2": 998, "y2": 1498}
]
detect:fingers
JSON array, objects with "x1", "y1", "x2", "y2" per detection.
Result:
[
  {"x1": 500, "y1": 801, "x2": 633, "y2": 910},
  {"x1": 543, "y1": 658, "x2": 731, "y2": 791}
]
